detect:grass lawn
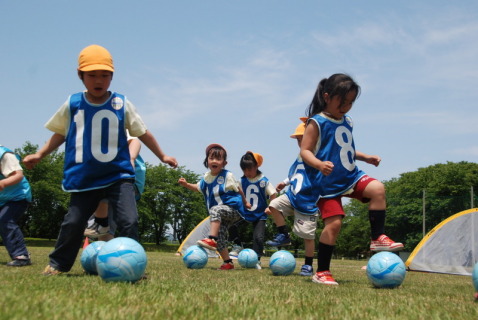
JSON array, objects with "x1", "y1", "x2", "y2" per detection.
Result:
[{"x1": 0, "y1": 243, "x2": 476, "y2": 320}]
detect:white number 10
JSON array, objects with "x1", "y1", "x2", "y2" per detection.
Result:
[{"x1": 73, "y1": 110, "x2": 119, "y2": 163}]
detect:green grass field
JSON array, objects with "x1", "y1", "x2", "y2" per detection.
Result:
[{"x1": 0, "y1": 244, "x2": 476, "y2": 320}]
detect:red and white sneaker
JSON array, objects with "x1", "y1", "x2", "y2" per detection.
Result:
[
  {"x1": 197, "y1": 238, "x2": 217, "y2": 250},
  {"x1": 218, "y1": 262, "x2": 234, "y2": 270},
  {"x1": 312, "y1": 271, "x2": 338, "y2": 285},
  {"x1": 370, "y1": 234, "x2": 404, "y2": 252}
]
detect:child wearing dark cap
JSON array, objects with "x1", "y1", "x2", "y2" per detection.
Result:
[{"x1": 178, "y1": 144, "x2": 249, "y2": 270}]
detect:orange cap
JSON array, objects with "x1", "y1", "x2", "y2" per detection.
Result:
[
  {"x1": 78, "y1": 45, "x2": 114, "y2": 72},
  {"x1": 290, "y1": 122, "x2": 306, "y2": 138},
  {"x1": 247, "y1": 151, "x2": 263, "y2": 167}
]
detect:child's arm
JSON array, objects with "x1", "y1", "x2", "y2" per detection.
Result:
[
  {"x1": 128, "y1": 138, "x2": 141, "y2": 161},
  {"x1": 238, "y1": 186, "x2": 252, "y2": 209},
  {"x1": 0, "y1": 170, "x2": 24, "y2": 192},
  {"x1": 128, "y1": 138, "x2": 141, "y2": 168},
  {"x1": 300, "y1": 121, "x2": 334, "y2": 176},
  {"x1": 356, "y1": 151, "x2": 381, "y2": 167},
  {"x1": 138, "y1": 130, "x2": 178, "y2": 168},
  {"x1": 178, "y1": 177, "x2": 199, "y2": 192},
  {"x1": 275, "y1": 178, "x2": 289, "y2": 192},
  {"x1": 23, "y1": 133, "x2": 65, "y2": 169}
]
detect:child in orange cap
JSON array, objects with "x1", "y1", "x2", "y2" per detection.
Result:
[
  {"x1": 266, "y1": 118, "x2": 318, "y2": 276},
  {"x1": 24, "y1": 44, "x2": 177, "y2": 275},
  {"x1": 239, "y1": 151, "x2": 277, "y2": 269},
  {"x1": 178, "y1": 144, "x2": 250, "y2": 270}
]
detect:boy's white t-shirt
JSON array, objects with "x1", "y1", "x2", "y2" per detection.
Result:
[
  {"x1": 45, "y1": 93, "x2": 147, "y2": 138},
  {"x1": 0, "y1": 153, "x2": 22, "y2": 177},
  {"x1": 198, "y1": 171, "x2": 241, "y2": 192}
]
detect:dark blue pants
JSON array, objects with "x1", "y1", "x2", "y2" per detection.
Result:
[
  {"x1": 252, "y1": 219, "x2": 266, "y2": 258},
  {"x1": 0, "y1": 200, "x2": 29, "y2": 259},
  {"x1": 49, "y1": 180, "x2": 138, "y2": 271}
]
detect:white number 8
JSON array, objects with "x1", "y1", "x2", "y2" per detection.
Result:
[{"x1": 335, "y1": 126, "x2": 356, "y2": 171}]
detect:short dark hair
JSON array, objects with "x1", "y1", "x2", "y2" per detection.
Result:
[{"x1": 203, "y1": 146, "x2": 227, "y2": 168}]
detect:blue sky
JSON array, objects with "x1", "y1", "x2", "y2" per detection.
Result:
[{"x1": 1, "y1": 1, "x2": 477, "y2": 186}]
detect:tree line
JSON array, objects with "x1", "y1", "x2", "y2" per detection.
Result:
[
  {"x1": 17, "y1": 142, "x2": 207, "y2": 245},
  {"x1": 13, "y1": 142, "x2": 478, "y2": 258}
]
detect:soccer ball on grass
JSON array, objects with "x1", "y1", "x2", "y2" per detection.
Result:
[
  {"x1": 366, "y1": 251, "x2": 406, "y2": 288},
  {"x1": 269, "y1": 250, "x2": 296, "y2": 276},
  {"x1": 96, "y1": 237, "x2": 147, "y2": 282},
  {"x1": 80, "y1": 241, "x2": 105, "y2": 275},
  {"x1": 183, "y1": 245, "x2": 208, "y2": 269},
  {"x1": 238, "y1": 249, "x2": 258, "y2": 268}
]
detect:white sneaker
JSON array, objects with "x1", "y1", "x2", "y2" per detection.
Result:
[
  {"x1": 255, "y1": 261, "x2": 262, "y2": 270},
  {"x1": 84, "y1": 222, "x2": 110, "y2": 238},
  {"x1": 229, "y1": 245, "x2": 243, "y2": 259}
]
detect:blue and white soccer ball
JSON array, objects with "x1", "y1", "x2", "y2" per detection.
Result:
[
  {"x1": 269, "y1": 250, "x2": 296, "y2": 276},
  {"x1": 96, "y1": 237, "x2": 147, "y2": 282},
  {"x1": 238, "y1": 249, "x2": 258, "y2": 268},
  {"x1": 472, "y1": 262, "x2": 478, "y2": 292},
  {"x1": 80, "y1": 241, "x2": 106, "y2": 275},
  {"x1": 366, "y1": 251, "x2": 406, "y2": 288},
  {"x1": 183, "y1": 245, "x2": 208, "y2": 269}
]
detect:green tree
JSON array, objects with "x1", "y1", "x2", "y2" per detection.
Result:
[
  {"x1": 138, "y1": 165, "x2": 206, "y2": 244},
  {"x1": 386, "y1": 161, "x2": 478, "y2": 250},
  {"x1": 336, "y1": 199, "x2": 369, "y2": 258},
  {"x1": 337, "y1": 161, "x2": 478, "y2": 257},
  {"x1": 168, "y1": 168, "x2": 207, "y2": 243}
]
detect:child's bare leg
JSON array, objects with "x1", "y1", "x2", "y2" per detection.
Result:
[
  {"x1": 319, "y1": 215, "x2": 342, "y2": 245},
  {"x1": 363, "y1": 180, "x2": 386, "y2": 210},
  {"x1": 265, "y1": 207, "x2": 291, "y2": 246},
  {"x1": 363, "y1": 180, "x2": 387, "y2": 239},
  {"x1": 94, "y1": 201, "x2": 109, "y2": 218},
  {"x1": 269, "y1": 207, "x2": 286, "y2": 227},
  {"x1": 218, "y1": 248, "x2": 230, "y2": 261},
  {"x1": 209, "y1": 220, "x2": 220, "y2": 237},
  {"x1": 304, "y1": 238, "x2": 315, "y2": 257},
  {"x1": 316, "y1": 216, "x2": 342, "y2": 275}
]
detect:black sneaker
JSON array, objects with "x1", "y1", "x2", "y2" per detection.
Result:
[{"x1": 7, "y1": 258, "x2": 32, "y2": 267}]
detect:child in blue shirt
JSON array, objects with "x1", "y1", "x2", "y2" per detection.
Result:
[
  {"x1": 84, "y1": 137, "x2": 146, "y2": 240},
  {"x1": 24, "y1": 44, "x2": 177, "y2": 275},
  {"x1": 266, "y1": 120, "x2": 319, "y2": 276},
  {"x1": 300, "y1": 73, "x2": 403, "y2": 285},
  {"x1": 0, "y1": 145, "x2": 32, "y2": 267},
  {"x1": 239, "y1": 151, "x2": 276, "y2": 269},
  {"x1": 178, "y1": 144, "x2": 249, "y2": 270}
]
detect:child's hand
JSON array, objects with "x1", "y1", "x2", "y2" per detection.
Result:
[
  {"x1": 178, "y1": 177, "x2": 188, "y2": 186},
  {"x1": 244, "y1": 202, "x2": 252, "y2": 210},
  {"x1": 162, "y1": 155, "x2": 178, "y2": 168},
  {"x1": 319, "y1": 161, "x2": 334, "y2": 176},
  {"x1": 23, "y1": 154, "x2": 42, "y2": 169},
  {"x1": 276, "y1": 182, "x2": 286, "y2": 192},
  {"x1": 365, "y1": 155, "x2": 381, "y2": 167}
]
